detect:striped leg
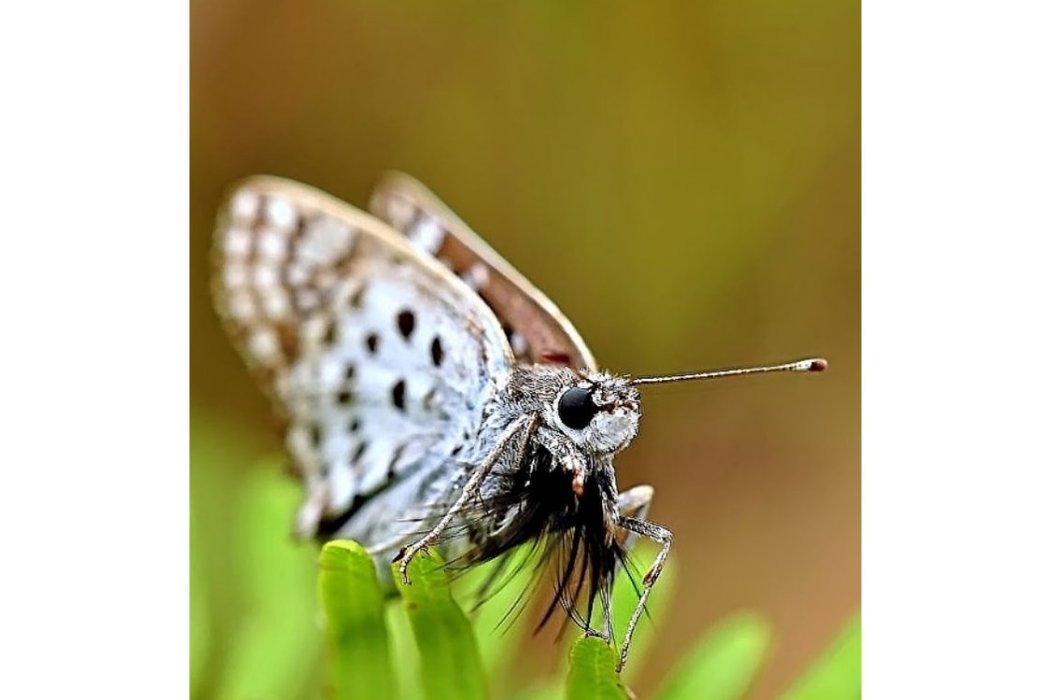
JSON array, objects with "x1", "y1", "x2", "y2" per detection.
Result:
[{"x1": 616, "y1": 512, "x2": 673, "y2": 673}]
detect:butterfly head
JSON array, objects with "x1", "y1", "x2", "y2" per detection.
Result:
[{"x1": 551, "y1": 372, "x2": 641, "y2": 455}]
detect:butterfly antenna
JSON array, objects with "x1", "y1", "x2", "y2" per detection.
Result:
[{"x1": 630, "y1": 357, "x2": 827, "y2": 386}]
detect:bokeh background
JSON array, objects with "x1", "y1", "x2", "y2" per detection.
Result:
[{"x1": 191, "y1": 2, "x2": 858, "y2": 698}]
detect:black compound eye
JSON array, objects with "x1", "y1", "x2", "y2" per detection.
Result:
[{"x1": 557, "y1": 387, "x2": 599, "y2": 430}]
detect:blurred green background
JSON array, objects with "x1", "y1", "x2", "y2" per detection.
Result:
[{"x1": 191, "y1": 2, "x2": 858, "y2": 698}]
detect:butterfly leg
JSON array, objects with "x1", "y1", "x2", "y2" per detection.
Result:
[
  {"x1": 616, "y1": 514, "x2": 673, "y2": 673},
  {"x1": 617, "y1": 484, "x2": 654, "y2": 551},
  {"x1": 589, "y1": 485, "x2": 656, "y2": 643},
  {"x1": 393, "y1": 413, "x2": 537, "y2": 585}
]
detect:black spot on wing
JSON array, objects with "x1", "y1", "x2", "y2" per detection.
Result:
[
  {"x1": 349, "y1": 284, "x2": 366, "y2": 309},
  {"x1": 391, "y1": 379, "x2": 407, "y2": 412},
  {"x1": 352, "y1": 441, "x2": 368, "y2": 463},
  {"x1": 322, "y1": 320, "x2": 337, "y2": 345},
  {"x1": 387, "y1": 444, "x2": 406, "y2": 478},
  {"x1": 430, "y1": 336, "x2": 444, "y2": 366},
  {"x1": 396, "y1": 309, "x2": 416, "y2": 340},
  {"x1": 336, "y1": 365, "x2": 355, "y2": 405},
  {"x1": 365, "y1": 333, "x2": 380, "y2": 354}
]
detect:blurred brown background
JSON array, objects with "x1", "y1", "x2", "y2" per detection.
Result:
[{"x1": 191, "y1": 2, "x2": 858, "y2": 698}]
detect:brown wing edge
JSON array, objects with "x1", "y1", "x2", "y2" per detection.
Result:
[{"x1": 368, "y1": 172, "x2": 598, "y2": 372}]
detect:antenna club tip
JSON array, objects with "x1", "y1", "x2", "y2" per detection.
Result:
[{"x1": 808, "y1": 358, "x2": 828, "y2": 372}]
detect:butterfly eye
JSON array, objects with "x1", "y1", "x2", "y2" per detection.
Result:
[{"x1": 557, "y1": 387, "x2": 599, "y2": 430}]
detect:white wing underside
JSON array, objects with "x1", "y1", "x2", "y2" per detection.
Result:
[{"x1": 213, "y1": 177, "x2": 514, "y2": 543}]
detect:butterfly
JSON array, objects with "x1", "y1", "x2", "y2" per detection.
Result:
[{"x1": 211, "y1": 172, "x2": 827, "y2": 672}]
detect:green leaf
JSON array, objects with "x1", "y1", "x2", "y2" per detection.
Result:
[
  {"x1": 781, "y1": 614, "x2": 860, "y2": 700},
  {"x1": 655, "y1": 612, "x2": 772, "y2": 700},
  {"x1": 565, "y1": 637, "x2": 629, "y2": 700},
  {"x1": 190, "y1": 408, "x2": 256, "y2": 696},
  {"x1": 516, "y1": 681, "x2": 563, "y2": 700},
  {"x1": 452, "y1": 545, "x2": 535, "y2": 680},
  {"x1": 319, "y1": 541, "x2": 397, "y2": 699},
  {"x1": 393, "y1": 551, "x2": 487, "y2": 700},
  {"x1": 189, "y1": 465, "x2": 211, "y2": 694},
  {"x1": 213, "y1": 469, "x2": 322, "y2": 700},
  {"x1": 386, "y1": 594, "x2": 426, "y2": 700}
]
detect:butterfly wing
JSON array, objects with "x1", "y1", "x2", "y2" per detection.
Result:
[
  {"x1": 368, "y1": 172, "x2": 598, "y2": 371},
  {"x1": 212, "y1": 176, "x2": 514, "y2": 538}
]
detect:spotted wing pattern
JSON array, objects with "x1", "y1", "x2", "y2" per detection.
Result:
[
  {"x1": 369, "y1": 173, "x2": 597, "y2": 371},
  {"x1": 212, "y1": 176, "x2": 514, "y2": 539}
]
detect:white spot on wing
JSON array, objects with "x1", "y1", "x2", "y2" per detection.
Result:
[
  {"x1": 248, "y1": 327, "x2": 280, "y2": 362},
  {"x1": 224, "y1": 264, "x2": 248, "y2": 289},
  {"x1": 265, "y1": 196, "x2": 298, "y2": 231},
  {"x1": 228, "y1": 292, "x2": 255, "y2": 321},
  {"x1": 224, "y1": 226, "x2": 251, "y2": 257},
  {"x1": 231, "y1": 190, "x2": 259, "y2": 222},
  {"x1": 253, "y1": 264, "x2": 279, "y2": 289},
  {"x1": 317, "y1": 356, "x2": 344, "y2": 389},
  {"x1": 407, "y1": 217, "x2": 445, "y2": 254},
  {"x1": 262, "y1": 290, "x2": 290, "y2": 318},
  {"x1": 299, "y1": 217, "x2": 355, "y2": 266},
  {"x1": 462, "y1": 262, "x2": 490, "y2": 291},
  {"x1": 383, "y1": 195, "x2": 416, "y2": 230},
  {"x1": 257, "y1": 227, "x2": 288, "y2": 261},
  {"x1": 509, "y1": 331, "x2": 528, "y2": 357}
]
